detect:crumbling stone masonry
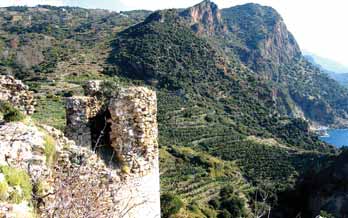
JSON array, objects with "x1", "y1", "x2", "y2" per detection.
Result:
[
  {"x1": 65, "y1": 96, "x2": 101, "y2": 147},
  {"x1": 0, "y1": 75, "x2": 35, "y2": 114},
  {"x1": 83, "y1": 80, "x2": 102, "y2": 96},
  {"x1": 109, "y1": 87, "x2": 160, "y2": 218},
  {"x1": 109, "y1": 87, "x2": 158, "y2": 175},
  {"x1": 65, "y1": 82, "x2": 160, "y2": 218}
]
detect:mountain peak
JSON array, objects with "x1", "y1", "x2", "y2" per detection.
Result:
[
  {"x1": 194, "y1": 0, "x2": 213, "y2": 7},
  {"x1": 221, "y1": 3, "x2": 301, "y2": 73},
  {"x1": 179, "y1": 0, "x2": 225, "y2": 35}
]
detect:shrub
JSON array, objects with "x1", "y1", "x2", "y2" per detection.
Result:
[
  {"x1": 204, "y1": 115, "x2": 215, "y2": 123},
  {"x1": 35, "y1": 180, "x2": 50, "y2": 197},
  {"x1": 210, "y1": 185, "x2": 249, "y2": 218},
  {"x1": 201, "y1": 207, "x2": 217, "y2": 217},
  {"x1": 44, "y1": 134, "x2": 57, "y2": 166},
  {"x1": 208, "y1": 199, "x2": 221, "y2": 209},
  {"x1": 221, "y1": 195, "x2": 246, "y2": 217},
  {"x1": 10, "y1": 187, "x2": 24, "y2": 204},
  {"x1": 218, "y1": 209, "x2": 232, "y2": 218},
  {"x1": 0, "y1": 166, "x2": 32, "y2": 203},
  {"x1": 161, "y1": 193, "x2": 184, "y2": 218},
  {"x1": 63, "y1": 91, "x2": 74, "y2": 97},
  {"x1": 121, "y1": 165, "x2": 130, "y2": 174},
  {"x1": 187, "y1": 202, "x2": 200, "y2": 214},
  {"x1": 0, "y1": 101, "x2": 25, "y2": 122},
  {"x1": 0, "y1": 180, "x2": 8, "y2": 201},
  {"x1": 320, "y1": 210, "x2": 336, "y2": 218}
]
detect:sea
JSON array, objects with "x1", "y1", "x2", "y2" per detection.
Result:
[{"x1": 319, "y1": 129, "x2": 348, "y2": 148}]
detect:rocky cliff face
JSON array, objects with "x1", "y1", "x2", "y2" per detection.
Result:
[
  {"x1": 179, "y1": 0, "x2": 225, "y2": 35},
  {"x1": 221, "y1": 3, "x2": 301, "y2": 76},
  {"x1": 218, "y1": 3, "x2": 348, "y2": 127},
  {"x1": 140, "y1": 2, "x2": 346, "y2": 128}
]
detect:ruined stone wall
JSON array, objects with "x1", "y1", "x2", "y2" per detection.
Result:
[
  {"x1": 0, "y1": 75, "x2": 35, "y2": 114},
  {"x1": 65, "y1": 96, "x2": 101, "y2": 147},
  {"x1": 108, "y1": 87, "x2": 160, "y2": 218},
  {"x1": 64, "y1": 82, "x2": 161, "y2": 218},
  {"x1": 108, "y1": 87, "x2": 158, "y2": 175}
]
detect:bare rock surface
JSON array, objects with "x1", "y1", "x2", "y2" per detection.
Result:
[
  {"x1": 0, "y1": 121, "x2": 56, "y2": 217},
  {"x1": 83, "y1": 80, "x2": 103, "y2": 96},
  {"x1": 0, "y1": 122, "x2": 51, "y2": 181},
  {"x1": 180, "y1": 0, "x2": 226, "y2": 35}
]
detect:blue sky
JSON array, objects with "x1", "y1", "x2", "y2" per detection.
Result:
[{"x1": 1, "y1": 0, "x2": 348, "y2": 67}]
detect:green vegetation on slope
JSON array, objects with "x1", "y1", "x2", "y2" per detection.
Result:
[
  {"x1": 32, "y1": 95, "x2": 66, "y2": 130},
  {"x1": 106, "y1": 10, "x2": 336, "y2": 216},
  {"x1": 160, "y1": 146, "x2": 252, "y2": 217},
  {"x1": 0, "y1": 165, "x2": 32, "y2": 203},
  {"x1": 0, "y1": 3, "x2": 344, "y2": 217},
  {"x1": 0, "y1": 101, "x2": 26, "y2": 122}
]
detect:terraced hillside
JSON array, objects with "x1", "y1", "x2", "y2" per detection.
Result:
[
  {"x1": 160, "y1": 146, "x2": 252, "y2": 217},
  {"x1": 0, "y1": 2, "x2": 345, "y2": 218}
]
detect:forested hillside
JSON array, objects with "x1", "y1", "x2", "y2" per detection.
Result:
[{"x1": 0, "y1": 1, "x2": 346, "y2": 217}]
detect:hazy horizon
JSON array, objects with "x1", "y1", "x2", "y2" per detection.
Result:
[{"x1": 1, "y1": 0, "x2": 348, "y2": 69}]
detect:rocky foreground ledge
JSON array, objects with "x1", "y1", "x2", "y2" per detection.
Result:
[{"x1": 0, "y1": 77, "x2": 160, "y2": 218}]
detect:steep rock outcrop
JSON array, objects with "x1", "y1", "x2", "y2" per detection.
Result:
[
  {"x1": 0, "y1": 75, "x2": 35, "y2": 115},
  {"x1": 219, "y1": 3, "x2": 348, "y2": 127},
  {"x1": 180, "y1": 0, "x2": 226, "y2": 35},
  {"x1": 221, "y1": 3, "x2": 301, "y2": 76}
]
